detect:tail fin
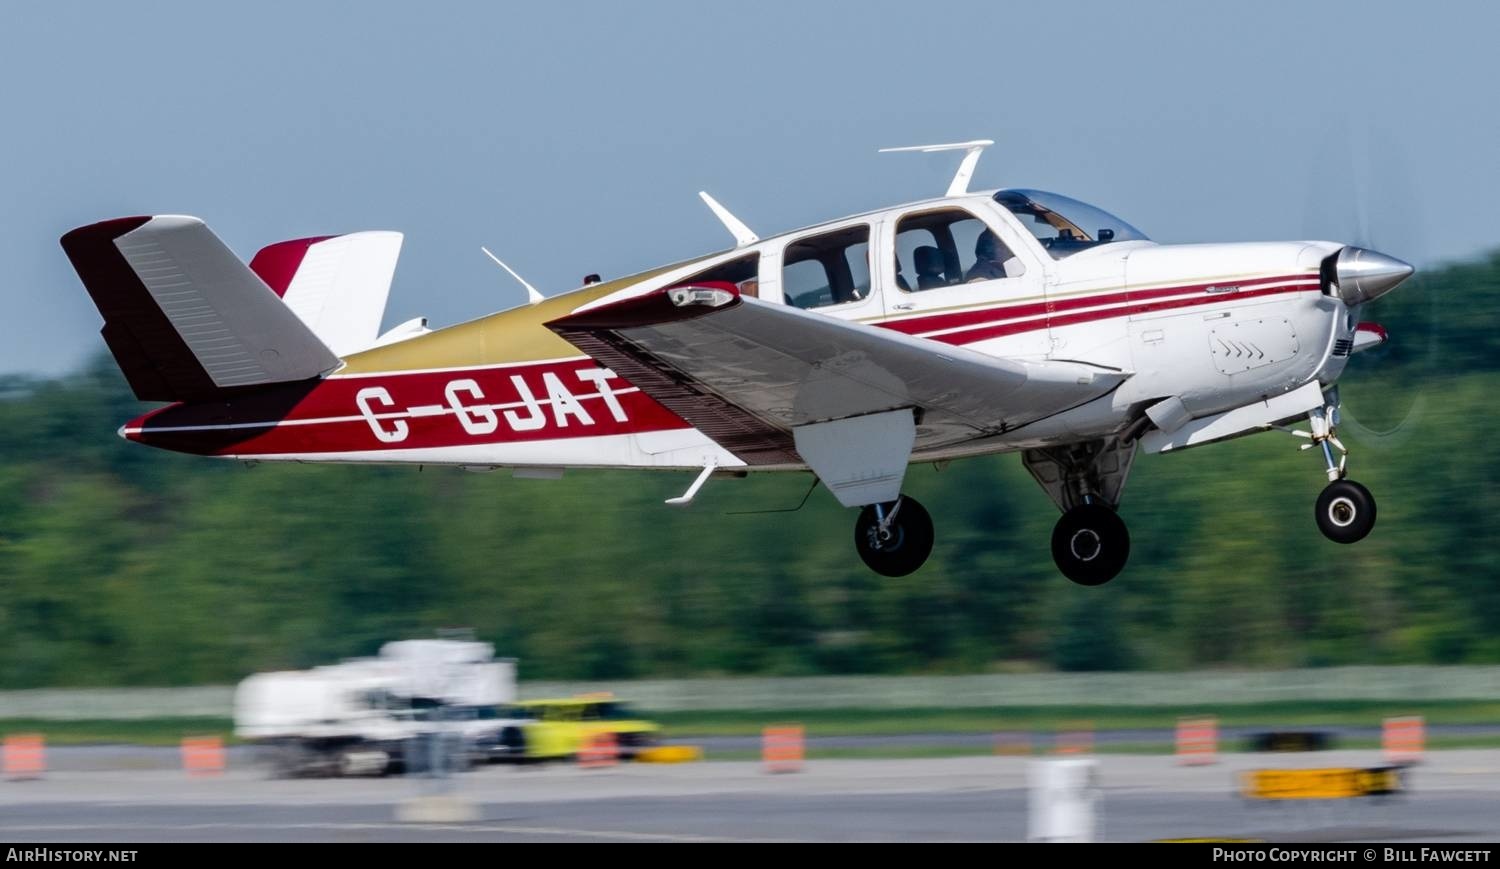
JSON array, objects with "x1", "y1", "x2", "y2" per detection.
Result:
[
  {"x1": 61, "y1": 215, "x2": 341, "y2": 403},
  {"x1": 248, "y1": 231, "x2": 403, "y2": 356}
]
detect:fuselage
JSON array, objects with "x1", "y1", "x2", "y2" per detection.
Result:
[{"x1": 122, "y1": 189, "x2": 1358, "y2": 471}]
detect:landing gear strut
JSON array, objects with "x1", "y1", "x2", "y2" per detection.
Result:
[
  {"x1": 1284, "y1": 391, "x2": 1377, "y2": 544},
  {"x1": 853, "y1": 496, "x2": 933, "y2": 577}
]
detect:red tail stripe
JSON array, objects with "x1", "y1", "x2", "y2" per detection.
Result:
[{"x1": 248, "y1": 236, "x2": 337, "y2": 297}]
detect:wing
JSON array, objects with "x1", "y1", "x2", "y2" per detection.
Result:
[{"x1": 548, "y1": 283, "x2": 1129, "y2": 469}]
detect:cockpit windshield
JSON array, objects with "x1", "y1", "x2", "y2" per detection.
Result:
[{"x1": 994, "y1": 189, "x2": 1148, "y2": 260}]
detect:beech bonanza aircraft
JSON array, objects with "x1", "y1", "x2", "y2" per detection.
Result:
[{"x1": 61, "y1": 141, "x2": 1414, "y2": 583}]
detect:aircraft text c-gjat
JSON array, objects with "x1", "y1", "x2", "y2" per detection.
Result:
[{"x1": 353, "y1": 364, "x2": 636, "y2": 445}]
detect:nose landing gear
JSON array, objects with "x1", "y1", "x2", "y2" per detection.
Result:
[
  {"x1": 1285, "y1": 393, "x2": 1378, "y2": 544},
  {"x1": 1315, "y1": 479, "x2": 1377, "y2": 544}
]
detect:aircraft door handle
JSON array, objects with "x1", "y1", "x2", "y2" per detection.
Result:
[{"x1": 893, "y1": 303, "x2": 916, "y2": 311}]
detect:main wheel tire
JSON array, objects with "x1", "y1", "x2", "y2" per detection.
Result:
[
  {"x1": 1051, "y1": 503, "x2": 1130, "y2": 586},
  {"x1": 854, "y1": 497, "x2": 934, "y2": 577},
  {"x1": 1315, "y1": 479, "x2": 1376, "y2": 543}
]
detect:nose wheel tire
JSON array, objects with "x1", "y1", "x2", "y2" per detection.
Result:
[
  {"x1": 1051, "y1": 504, "x2": 1130, "y2": 586},
  {"x1": 854, "y1": 497, "x2": 934, "y2": 577},
  {"x1": 1315, "y1": 479, "x2": 1376, "y2": 544}
]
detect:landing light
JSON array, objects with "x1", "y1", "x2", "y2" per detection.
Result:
[{"x1": 667, "y1": 286, "x2": 735, "y2": 308}]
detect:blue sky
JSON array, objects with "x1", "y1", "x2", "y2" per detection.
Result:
[{"x1": 5, "y1": 0, "x2": 1495, "y2": 375}]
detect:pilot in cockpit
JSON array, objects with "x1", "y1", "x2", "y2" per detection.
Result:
[{"x1": 964, "y1": 229, "x2": 1012, "y2": 283}]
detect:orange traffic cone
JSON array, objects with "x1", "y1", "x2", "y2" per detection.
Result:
[
  {"x1": 1383, "y1": 716, "x2": 1425, "y2": 765},
  {"x1": 181, "y1": 736, "x2": 226, "y2": 776},
  {"x1": 1176, "y1": 717, "x2": 1218, "y2": 766},
  {"x1": 762, "y1": 725, "x2": 805, "y2": 773},
  {"x1": 3, "y1": 734, "x2": 45, "y2": 780},
  {"x1": 578, "y1": 732, "x2": 619, "y2": 769}
]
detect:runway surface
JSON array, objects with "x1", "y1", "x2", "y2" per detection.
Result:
[
  {"x1": 29, "y1": 723, "x2": 1500, "y2": 771},
  {"x1": 4, "y1": 751, "x2": 1500, "y2": 842}
]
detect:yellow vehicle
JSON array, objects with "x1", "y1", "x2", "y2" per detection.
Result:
[{"x1": 484, "y1": 695, "x2": 660, "y2": 762}]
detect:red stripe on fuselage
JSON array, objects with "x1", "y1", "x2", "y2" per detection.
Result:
[
  {"x1": 128, "y1": 357, "x2": 691, "y2": 456},
  {"x1": 922, "y1": 280, "x2": 1320, "y2": 346},
  {"x1": 877, "y1": 274, "x2": 1316, "y2": 338}
]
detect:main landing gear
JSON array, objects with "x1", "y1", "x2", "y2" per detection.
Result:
[
  {"x1": 1287, "y1": 393, "x2": 1377, "y2": 544},
  {"x1": 1050, "y1": 502, "x2": 1131, "y2": 587},
  {"x1": 849, "y1": 488, "x2": 1132, "y2": 584},
  {"x1": 854, "y1": 496, "x2": 934, "y2": 577},
  {"x1": 1024, "y1": 439, "x2": 1137, "y2": 586}
]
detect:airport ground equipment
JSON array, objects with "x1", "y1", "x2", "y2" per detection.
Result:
[{"x1": 234, "y1": 639, "x2": 518, "y2": 776}]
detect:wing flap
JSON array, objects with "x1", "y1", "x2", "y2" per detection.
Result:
[{"x1": 558, "y1": 325, "x2": 800, "y2": 465}]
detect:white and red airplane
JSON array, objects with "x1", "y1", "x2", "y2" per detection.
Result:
[{"x1": 61, "y1": 141, "x2": 1413, "y2": 584}]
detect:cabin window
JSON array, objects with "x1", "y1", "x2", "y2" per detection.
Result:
[
  {"x1": 894, "y1": 208, "x2": 1020, "y2": 291},
  {"x1": 782, "y1": 224, "x2": 872, "y2": 309},
  {"x1": 675, "y1": 252, "x2": 761, "y2": 297}
]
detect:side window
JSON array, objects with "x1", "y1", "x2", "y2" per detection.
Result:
[
  {"x1": 675, "y1": 252, "x2": 760, "y2": 298},
  {"x1": 782, "y1": 225, "x2": 872, "y2": 310},
  {"x1": 894, "y1": 208, "x2": 1021, "y2": 292},
  {"x1": 783, "y1": 260, "x2": 832, "y2": 309}
]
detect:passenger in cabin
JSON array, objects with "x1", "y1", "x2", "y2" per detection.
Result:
[{"x1": 915, "y1": 246, "x2": 947, "y2": 290}]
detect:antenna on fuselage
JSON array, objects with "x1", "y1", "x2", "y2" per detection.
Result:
[
  {"x1": 698, "y1": 191, "x2": 759, "y2": 247},
  {"x1": 878, "y1": 139, "x2": 994, "y2": 197},
  {"x1": 480, "y1": 246, "x2": 545, "y2": 304}
]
